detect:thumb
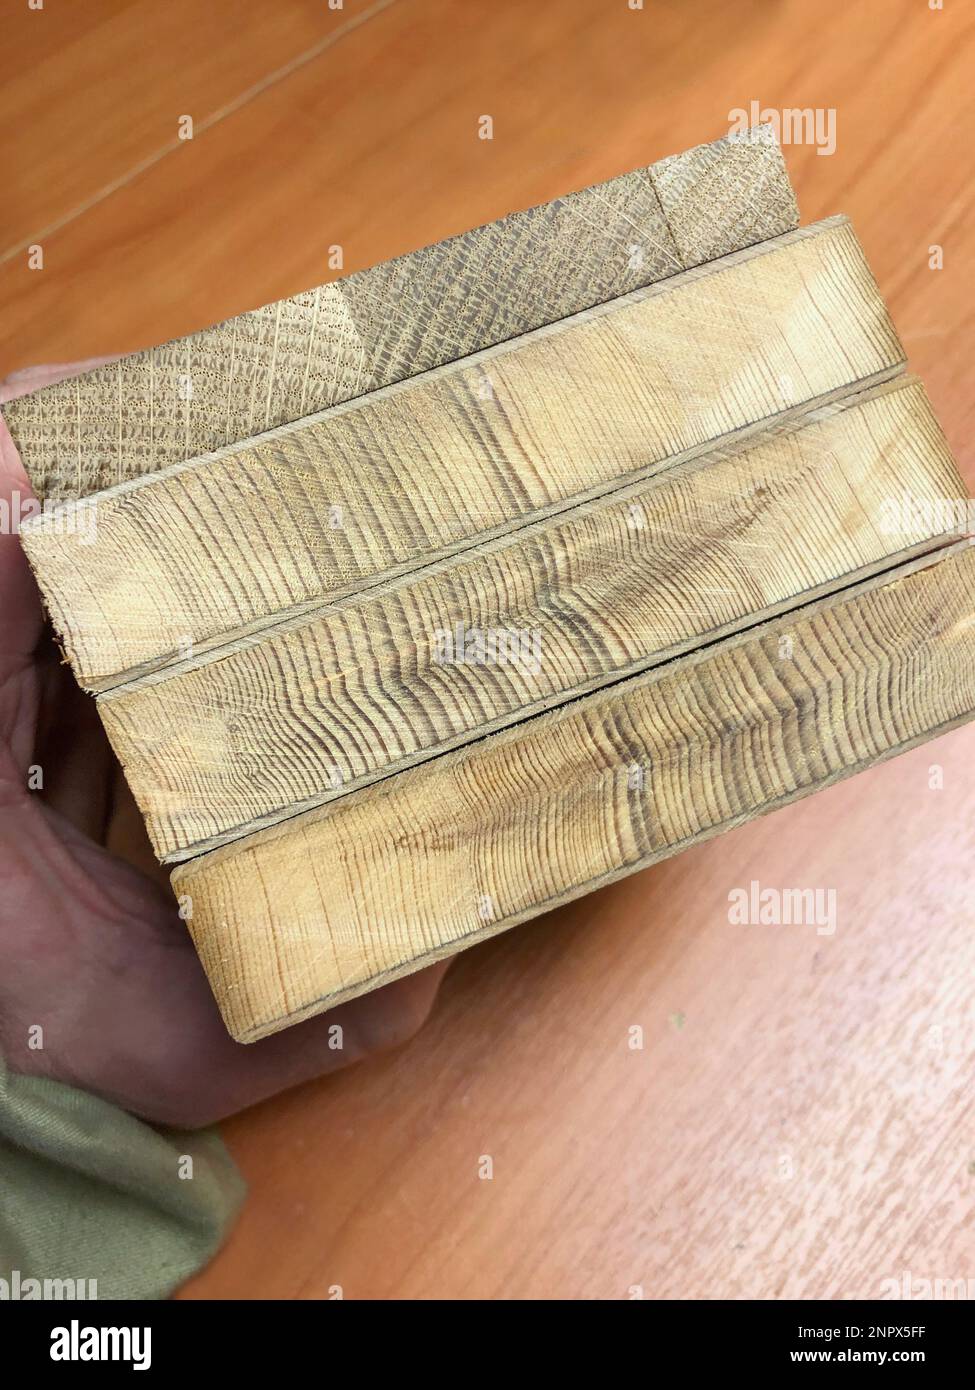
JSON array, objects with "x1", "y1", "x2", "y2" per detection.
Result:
[
  {"x1": 0, "y1": 414, "x2": 42, "y2": 669},
  {"x1": 0, "y1": 357, "x2": 119, "y2": 673}
]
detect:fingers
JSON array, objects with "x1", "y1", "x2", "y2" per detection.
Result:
[
  {"x1": 175, "y1": 963, "x2": 453, "y2": 1128},
  {"x1": 5, "y1": 820, "x2": 451, "y2": 1130}
]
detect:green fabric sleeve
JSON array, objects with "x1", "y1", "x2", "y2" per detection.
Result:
[{"x1": 0, "y1": 1054, "x2": 245, "y2": 1300}]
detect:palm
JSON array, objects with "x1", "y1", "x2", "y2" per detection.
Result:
[{"x1": 0, "y1": 367, "x2": 444, "y2": 1127}]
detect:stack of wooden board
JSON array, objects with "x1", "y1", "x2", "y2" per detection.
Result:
[{"x1": 7, "y1": 126, "x2": 974, "y2": 1041}]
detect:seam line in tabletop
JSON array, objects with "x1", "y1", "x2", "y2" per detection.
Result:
[{"x1": 0, "y1": 0, "x2": 402, "y2": 269}]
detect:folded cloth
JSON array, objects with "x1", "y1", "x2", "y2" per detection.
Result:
[{"x1": 0, "y1": 1053, "x2": 244, "y2": 1300}]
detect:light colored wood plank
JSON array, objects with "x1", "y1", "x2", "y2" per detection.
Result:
[
  {"x1": 99, "y1": 377, "x2": 965, "y2": 861},
  {"x1": 3, "y1": 0, "x2": 973, "y2": 1306},
  {"x1": 181, "y1": 720, "x2": 975, "y2": 1299},
  {"x1": 173, "y1": 541, "x2": 975, "y2": 1042},
  {"x1": 3, "y1": 124, "x2": 796, "y2": 500},
  {"x1": 20, "y1": 218, "x2": 902, "y2": 689}
]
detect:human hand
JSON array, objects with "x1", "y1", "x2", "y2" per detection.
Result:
[{"x1": 0, "y1": 362, "x2": 447, "y2": 1128}]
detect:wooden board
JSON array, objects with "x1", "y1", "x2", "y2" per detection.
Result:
[
  {"x1": 98, "y1": 377, "x2": 965, "y2": 861},
  {"x1": 20, "y1": 217, "x2": 902, "y2": 689},
  {"x1": 172, "y1": 541, "x2": 975, "y2": 1042},
  {"x1": 4, "y1": 0, "x2": 975, "y2": 1305},
  {"x1": 3, "y1": 124, "x2": 797, "y2": 500}
]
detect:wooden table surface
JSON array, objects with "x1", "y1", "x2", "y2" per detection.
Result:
[{"x1": 3, "y1": 0, "x2": 973, "y2": 1299}]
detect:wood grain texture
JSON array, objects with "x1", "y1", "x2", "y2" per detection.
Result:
[
  {"x1": 183, "y1": 723, "x2": 975, "y2": 1300},
  {"x1": 99, "y1": 378, "x2": 966, "y2": 862},
  {"x1": 20, "y1": 218, "x2": 902, "y2": 690},
  {"x1": 173, "y1": 542, "x2": 975, "y2": 1043},
  {"x1": 3, "y1": 124, "x2": 796, "y2": 501},
  {"x1": 3, "y1": 0, "x2": 973, "y2": 1305}
]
